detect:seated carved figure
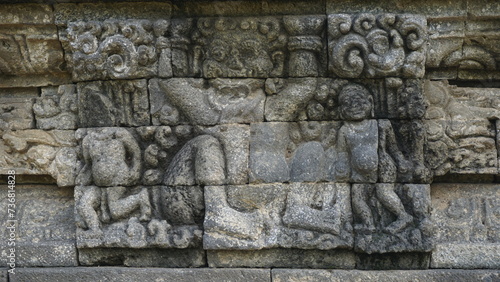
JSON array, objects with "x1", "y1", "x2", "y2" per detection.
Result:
[
  {"x1": 335, "y1": 84, "x2": 413, "y2": 234},
  {"x1": 76, "y1": 128, "x2": 141, "y2": 187}
]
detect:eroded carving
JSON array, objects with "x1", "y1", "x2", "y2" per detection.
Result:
[
  {"x1": 204, "y1": 183, "x2": 352, "y2": 250},
  {"x1": 353, "y1": 184, "x2": 433, "y2": 253},
  {"x1": 0, "y1": 130, "x2": 79, "y2": 186},
  {"x1": 328, "y1": 14, "x2": 427, "y2": 78},
  {"x1": 149, "y1": 78, "x2": 265, "y2": 126},
  {"x1": 65, "y1": 20, "x2": 172, "y2": 81},
  {"x1": 0, "y1": 97, "x2": 34, "y2": 132},
  {"x1": 76, "y1": 125, "x2": 248, "y2": 187},
  {"x1": 424, "y1": 81, "x2": 499, "y2": 176},
  {"x1": 35, "y1": 85, "x2": 78, "y2": 130},
  {"x1": 75, "y1": 185, "x2": 203, "y2": 249},
  {"x1": 264, "y1": 78, "x2": 425, "y2": 121},
  {"x1": 77, "y1": 80, "x2": 150, "y2": 127}
]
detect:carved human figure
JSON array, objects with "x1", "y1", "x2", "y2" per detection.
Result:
[
  {"x1": 335, "y1": 84, "x2": 413, "y2": 233},
  {"x1": 76, "y1": 128, "x2": 141, "y2": 187},
  {"x1": 76, "y1": 186, "x2": 152, "y2": 236}
]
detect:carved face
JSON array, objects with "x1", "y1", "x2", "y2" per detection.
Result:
[
  {"x1": 203, "y1": 32, "x2": 273, "y2": 77},
  {"x1": 339, "y1": 85, "x2": 373, "y2": 120}
]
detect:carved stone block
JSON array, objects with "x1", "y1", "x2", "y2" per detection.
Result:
[
  {"x1": 0, "y1": 185, "x2": 76, "y2": 267},
  {"x1": 149, "y1": 78, "x2": 265, "y2": 126},
  {"x1": 75, "y1": 185, "x2": 203, "y2": 249},
  {"x1": 35, "y1": 85, "x2": 78, "y2": 130},
  {"x1": 171, "y1": 16, "x2": 327, "y2": 78},
  {"x1": 0, "y1": 89, "x2": 35, "y2": 132},
  {"x1": 250, "y1": 121, "x2": 427, "y2": 184},
  {"x1": 0, "y1": 25, "x2": 69, "y2": 87},
  {"x1": 63, "y1": 19, "x2": 172, "y2": 81},
  {"x1": 76, "y1": 125, "x2": 248, "y2": 187},
  {"x1": 204, "y1": 183, "x2": 353, "y2": 250},
  {"x1": 431, "y1": 184, "x2": 500, "y2": 269},
  {"x1": 264, "y1": 78, "x2": 425, "y2": 121},
  {"x1": 424, "y1": 81, "x2": 499, "y2": 176},
  {"x1": 0, "y1": 130, "x2": 79, "y2": 187},
  {"x1": 328, "y1": 14, "x2": 427, "y2": 78},
  {"x1": 352, "y1": 184, "x2": 433, "y2": 254},
  {"x1": 77, "y1": 80, "x2": 149, "y2": 128}
]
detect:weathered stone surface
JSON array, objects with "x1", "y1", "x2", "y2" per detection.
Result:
[
  {"x1": 431, "y1": 184, "x2": 500, "y2": 269},
  {"x1": 78, "y1": 248, "x2": 206, "y2": 267},
  {"x1": 0, "y1": 25, "x2": 67, "y2": 87},
  {"x1": 273, "y1": 269, "x2": 500, "y2": 281},
  {"x1": 0, "y1": 269, "x2": 5, "y2": 282},
  {"x1": 0, "y1": 130, "x2": 79, "y2": 187},
  {"x1": 0, "y1": 89, "x2": 36, "y2": 132},
  {"x1": 76, "y1": 125, "x2": 248, "y2": 187},
  {"x1": 171, "y1": 16, "x2": 327, "y2": 78},
  {"x1": 208, "y1": 249, "x2": 355, "y2": 268},
  {"x1": 77, "y1": 80, "x2": 149, "y2": 127},
  {"x1": 0, "y1": 185, "x2": 77, "y2": 267},
  {"x1": 353, "y1": 184, "x2": 432, "y2": 254},
  {"x1": 75, "y1": 185, "x2": 203, "y2": 249},
  {"x1": 425, "y1": 20, "x2": 464, "y2": 79},
  {"x1": 250, "y1": 120, "x2": 427, "y2": 184},
  {"x1": 424, "y1": 81, "x2": 499, "y2": 176},
  {"x1": 0, "y1": 4, "x2": 53, "y2": 25},
  {"x1": 328, "y1": 14, "x2": 427, "y2": 78},
  {"x1": 35, "y1": 85, "x2": 77, "y2": 130},
  {"x1": 204, "y1": 183, "x2": 353, "y2": 250},
  {"x1": 54, "y1": 2, "x2": 172, "y2": 24},
  {"x1": 265, "y1": 78, "x2": 425, "y2": 121},
  {"x1": 12, "y1": 267, "x2": 268, "y2": 282},
  {"x1": 149, "y1": 78, "x2": 265, "y2": 126},
  {"x1": 61, "y1": 19, "x2": 172, "y2": 81},
  {"x1": 356, "y1": 252, "x2": 430, "y2": 270},
  {"x1": 326, "y1": 0, "x2": 467, "y2": 19}
]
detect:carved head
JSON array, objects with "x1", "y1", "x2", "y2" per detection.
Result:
[{"x1": 338, "y1": 84, "x2": 373, "y2": 120}]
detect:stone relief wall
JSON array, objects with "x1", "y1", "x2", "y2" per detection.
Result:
[{"x1": 0, "y1": 1, "x2": 499, "y2": 278}]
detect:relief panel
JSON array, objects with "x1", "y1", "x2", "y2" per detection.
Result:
[
  {"x1": 35, "y1": 85, "x2": 78, "y2": 130},
  {"x1": 204, "y1": 183, "x2": 352, "y2": 250},
  {"x1": 0, "y1": 89, "x2": 35, "y2": 132},
  {"x1": 328, "y1": 14, "x2": 427, "y2": 78}
]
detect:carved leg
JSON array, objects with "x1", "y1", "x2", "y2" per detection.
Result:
[
  {"x1": 352, "y1": 184, "x2": 375, "y2": 232},
  {"x1": 194, "y1": 135, "x2": 225, "y2": 185},
  {"x1": 76, "y1": 186, "x2": 102, "y2": 233},
  {"x1": 375, "y1": 183, "x2": 413, "y2": 234},
  {"x1": 107, "y1": 187, "x2": 152, "y2": 222}
]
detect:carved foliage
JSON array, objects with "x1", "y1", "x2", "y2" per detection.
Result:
[
  {"x1": 204, "y1": 183, "x2": 352, "y2": 250},
  {"x1": 77, "y1": 80, "x2": 150, "y2": 127},
  {"x1": 75, "y1": 185, "x2": 203, "y2": 249},
  {"x1": 328, "y1": 14, "x2": 427, "y2": 78},
  {"x1": 66, "y1": 20, "x2": 172, "y2": 81},
  {"x1": 149, "y1": 78, "x2": 265, "y2": 126}
]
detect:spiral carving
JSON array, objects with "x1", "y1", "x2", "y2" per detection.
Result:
[
  {"x1": 101, "y1": 35, "x2": 137, "y2": 78},
  {"x1": 331, "y1": 34, "x2": 369, "y2": 78}
]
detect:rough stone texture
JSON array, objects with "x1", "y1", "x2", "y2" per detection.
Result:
[
  {"x1": 424, "y1": 81, "x2": 499, "y2": 177},
  {"x1": 204, "y1": 183, "x2": 353, "y2": 250},
  {"x1": 61, "y1": 19, "x2": 172, "y2": 81},
  {"x1": 77, "y1": 80, "x2": 149, "y2": 127},
  {"x1": 273, "y1": 269, "x2": 500, "y2": 281},
  {"x1": 75, "y1": 185, "x2": 203, "y2": 249},
  {"x1": 0, "y1": 270, "x2": 5, "y2": 282},
  {"x1": 11, "y1": 268, "x2": 269, "y2": 282},
  {"x1": 78, "y1": 248, "x2": 206, "y2": 267},
  {"x1": 328, "y1": 14, "x2": 427, "y2": 78},
  {"x1": 208, "y1": 249, "x2": 355, "y2": 268},
  {"x1": 35, "y1": 85, "x2": 78, "y2": 130},
  {"x1": 169, "y1": 16, "x2": 327, "y2": 78},
  {"x1": 149, "y1": 78, "x2": 265, "y2": 126},
  {"x1": 353, "y1": 184, "x2": 433, "y2": 254},
  {"x1": 356, "y1": 252, "x2": 430, "y2": 270},
  {"x1": 0, "y1": 4, "x2": 54, "y2": 25},
  {"x1": 0, "y1": 88, "x2": 36, "y2": 132},
  {"x1": 249, "y1": 120, "x2": 427, "y2": 184},
  {"x1": 431, "y1": 184, "x2": 500, "y2": 269},
  {"x1": 0, "y1": 130, "x2": 79, "y2": 187},
  {"x1": 0, "y1": 185, "x2": 77, "y2": 267},
  {"x1": 76, "y1": 125, "x2": 248, "y2": 187}
]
